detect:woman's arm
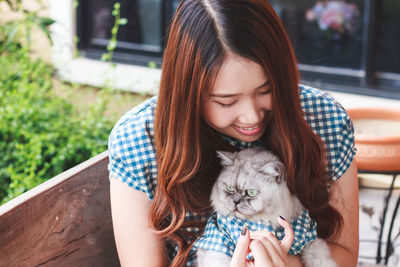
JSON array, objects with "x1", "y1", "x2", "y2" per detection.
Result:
[
  {"x1": 110, "y1": 177, "x2": 168, "y2": 267},
  {"x1": 286, "y1": 160, "x2": 359, "y2": 267},
  {"x1": 327, "y1": 160, "x2": 359, "y2": 266}
]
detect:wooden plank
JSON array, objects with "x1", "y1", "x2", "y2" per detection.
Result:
[{"x1": 0, "y1": 151, "x2": 120, "y2": 266}]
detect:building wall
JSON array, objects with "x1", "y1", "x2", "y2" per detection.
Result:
[{"x1": 0, "y1": 0, "x2": 52, "y2": 61}]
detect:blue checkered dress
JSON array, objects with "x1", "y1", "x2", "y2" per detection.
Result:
[
  {"x1": 108, "y1": 85, "x2": 356, "y2": 266},
  {"x1": 194, "y1": 210, "x2": 317, "y2": 257}
]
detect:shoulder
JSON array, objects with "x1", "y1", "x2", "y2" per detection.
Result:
[
  {"x1": 299, "y1": 85, "x2": 348, "y2": 119},
  {"x1": 109, "y1": 96, "x2": 157, "y2": 151},
  {"x1": 299, "y1": 85, "x2": 352, "y2": 138},
  {"x1": 299, "y1": 85, "x2": 356, "y2": 180},
  {"x1": 108, "y1": 96, "x2": 158, "y2": 199},
  {"x1": 110, "y1": 95, "x2": 157, "y2": 139}
]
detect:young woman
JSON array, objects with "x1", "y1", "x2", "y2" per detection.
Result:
[{"x1": 108, "y1": 0, "x2": 359, "y2": 266}]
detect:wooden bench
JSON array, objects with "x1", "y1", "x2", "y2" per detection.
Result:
[{"x1": 0, "y1": 151, "x2": 120, "y2": 266}]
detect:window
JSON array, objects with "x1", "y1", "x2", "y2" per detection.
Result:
[
  {"x1": 273, "y1": 0, "x2": 400, "y2": 97},
  {"x1": 77, "y1": 0, "x2": 180, "y2": 66},
  {"x1": 77, "y1": 0, "x2": 400, "y2": 97},
  {"x1": 376, "y1": 0, "x2": 400, "y2": 75}
]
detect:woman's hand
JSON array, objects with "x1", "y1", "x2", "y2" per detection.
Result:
[{"x1": 230, "y1": 217, "x2": 294, "y2": 267}]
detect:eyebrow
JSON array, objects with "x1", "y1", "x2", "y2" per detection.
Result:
[{"x1": 209, "y1": 80, "x2": 270, "y2": 98}]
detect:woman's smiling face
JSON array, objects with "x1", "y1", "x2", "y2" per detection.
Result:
[{"x1": 202, "y1": 54, "x2": 272, "y2": 142}]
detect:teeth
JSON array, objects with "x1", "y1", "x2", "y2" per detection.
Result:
[{"x1": 241, "y1": 125, "x2": 259, "y2": 131}]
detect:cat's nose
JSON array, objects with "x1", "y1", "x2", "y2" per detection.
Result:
[{"x1": 233, "y1": 200, "x2": 241, "y2": 205}]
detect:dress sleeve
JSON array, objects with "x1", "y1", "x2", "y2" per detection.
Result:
[
  {"x1": 300, "y1": 86, "x2": 357, "y2": 181},
  {"x1": 328, "y1": 110, "x2": 357, "y2": 180},
  {"x1": 107, "y1": 99, "x2": 158, "y2": 200}
]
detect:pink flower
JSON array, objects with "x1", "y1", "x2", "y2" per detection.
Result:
[{"x1": 305, "y1": 0, "x2": 360, "y2": 35}]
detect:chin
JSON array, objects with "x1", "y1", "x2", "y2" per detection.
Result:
[
  {"x1": 231, "y1": 128, "x2": 266, "y2": 143},
  {"x1": 233, "y1": 211, "x2": 247, "y2": 219},
  {"x1": 234, "y1": 210, "x2": 257, "y2": 220},
  {"x1": 237, "y1": 135, "x2": 261, "y2": 143}
]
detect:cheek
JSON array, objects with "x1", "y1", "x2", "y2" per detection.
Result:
[
  {"x1": 202, "y1": 103, "x2": 236, "y2": 128},
  {"x1": 259, "y1": 95, "x2": 272, "y2": 110},
  {"x1": 249, "y1": 198, "x2": 263, "y2": 211}
]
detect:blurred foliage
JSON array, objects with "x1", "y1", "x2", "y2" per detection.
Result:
[
  {"x1": 0, "y1": 0, "x2": 55, "y2": 50},
  {"x1": 0, "y1": 47, "x2": 114, "y2": 204},
  {"x1": 0, "y1": 0, "x2": 114, "y2": 204}
]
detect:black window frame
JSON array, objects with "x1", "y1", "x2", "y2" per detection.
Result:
[
  {"x1": 76, "y1": 0, "x2": 400, "y2": 99},
  {"x1": 76, "y1": 0, "x2": 177, "y2": 67}
]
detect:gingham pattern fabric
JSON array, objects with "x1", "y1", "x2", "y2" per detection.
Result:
[
  {"x1": 300, "y1": 86, "x2": 356, "y2": 180},
  {"x1": 107, "y1": 85, "x2": 356, "y2": 265},
  {"x1": 194, "y1": 210, "x2": 317, "y2": 256}
]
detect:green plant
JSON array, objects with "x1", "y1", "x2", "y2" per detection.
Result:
[
  {"x1": 0, "y1": 0, "x2": 55, "y2": 52},
  {"x1": 101, "y1": 2, "x2": 128, "y2": 64},
  {"x1": 0, "y1": 48, "x2": 114, "y2": 204},
  {"x1": 0, "y1": 0, "x2": 115, "y2": 203},
  {"x1": 0, "y1": 0, "x2": 142, "y2": 204}
]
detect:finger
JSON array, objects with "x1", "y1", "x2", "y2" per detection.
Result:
[
  {"x1": 254, "y1": 235, "x2": 286, "y2": 266},
  {"x1": 278, "y1": 216, "x2": 294, "y2": 254},
  {"x1": 249, "y1": 239, "x2": 272, "y2": 267},
  {"x1": 231, "y1": 227, "x2": 251, "y2": 266},
  {"x1": 249, "y1": 231, "x2": 285, "y2": 259}
]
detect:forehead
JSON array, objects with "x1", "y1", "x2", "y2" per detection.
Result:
[
  {"x1": 211, "y1": 54, "x2": 268, "y2": 94},
  {"x1": 221, "y1": 163, "x2": 266, "y2": 187}
]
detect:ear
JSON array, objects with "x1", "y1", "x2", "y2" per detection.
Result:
[
  {"x1": 261, "y1": 161, "x2": 285, "y2": 183},
  {"x1": 216, "y1": 151, "x2": 235, "y2": 166}
]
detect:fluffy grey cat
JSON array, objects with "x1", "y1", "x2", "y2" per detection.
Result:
[{"x1": 196, "y1": 148, "x2": 337, "y2": 267}]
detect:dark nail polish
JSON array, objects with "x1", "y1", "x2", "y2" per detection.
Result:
[
  {"x1": 279, "y1": 216, "x2": 286, "y2": 221},
  {"x1": 241, "y1": 227, "x2": 247, "y2": 236}
]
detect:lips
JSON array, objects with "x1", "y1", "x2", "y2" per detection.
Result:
[{"x1": 234, "y1": 123, "x2": 263, "y2": 136}]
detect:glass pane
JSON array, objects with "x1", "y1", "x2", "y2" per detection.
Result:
[
  {"x1": 271, "y1": 0, "x2": 364, "y2": 69},
  {"x1": 92, "y1": 0, "x2": 162, "y2": 47},
  {"x1": 376, "y1": 0, "x2": 400, "y2": 74}
]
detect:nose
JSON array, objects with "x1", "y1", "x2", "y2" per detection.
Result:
[
  {"x1": 233, "y1": 194, "x2": 242, "y2": 205},
  {"x1": 237, "y1": 99, "x2": 263, "y2": 125}
]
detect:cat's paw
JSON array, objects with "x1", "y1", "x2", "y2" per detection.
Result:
[
  {"x1": 196, "y1": 249, "x2": 232, "y2": 267},
  {"x1": 301, "y1": 238, "x2": 337, "y2": 267}
]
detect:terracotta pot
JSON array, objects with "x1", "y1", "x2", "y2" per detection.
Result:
[{"x1": 347, "y1": 108, "x2": 400, "y2": 172}]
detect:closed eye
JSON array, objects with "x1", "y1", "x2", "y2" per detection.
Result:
[
  {"x1": 216, "y1": 101, "x2": 237, "y2": 108},
  {"x1": 257, "y1": 89, "x2": 271, "y2": 96}
]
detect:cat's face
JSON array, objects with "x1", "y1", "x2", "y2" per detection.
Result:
[{"x1": 211, "y1": 149, "x2": 288, "y2": 220}]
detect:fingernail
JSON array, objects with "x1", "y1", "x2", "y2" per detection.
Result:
[
  {"x1": 246, "y1": 252, "x2": 254, "y2": 261},
  {"x1": 241, "y1": 227, "x2": 247, "y2": 236},
  {"x1": 279, "y1": 215, "x2": 286, "y2": 221}
]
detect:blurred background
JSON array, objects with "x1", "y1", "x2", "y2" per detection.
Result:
[
  {"x1": 74, "y1": 0, "x2": 400, "y2": 98},
  {"x1": 1, "y1": 0, "x2": 399, "y2": 266}
]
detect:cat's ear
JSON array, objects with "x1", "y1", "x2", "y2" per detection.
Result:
[
  {"x1": 261, "y1": 161, "x2": 285, "y2": 183},
  {"x1": 216, "y1": 151, "x2": 234, "y2": 166}
]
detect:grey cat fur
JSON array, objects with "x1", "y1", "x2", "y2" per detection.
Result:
[{"x1": 196, "y1": 148, "x2": 337, "y2": 267}]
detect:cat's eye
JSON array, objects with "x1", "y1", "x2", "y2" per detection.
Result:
[
  {"x1": 246, "y1": 189, "x2": 258, "y2": 197},
  {"x1": 225, "y1": 184, "x2": 235, "y2": 193}
]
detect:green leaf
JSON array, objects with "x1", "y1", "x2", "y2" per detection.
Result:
[
  {"x1": 101, "y1": 53, "x2": 110, "y2": 61},
  {"x1": 113, "y1": 2, "x2": 121, "y2": 10},
  {"x1": 73, "y1": 0, "x2": 79, "y2": 8},
  {"x1": 147, "y1": 61, "x2": 157, "y2": 69},
  {"x1": 107, "y1": 40, "x2": 117, "y2": 51},
  {"x1": 38, "y1": 16, "x2": 56, "y2": 27},
  {"x1": 119, "y1": 18, "x2": 128, "y2": 25}
]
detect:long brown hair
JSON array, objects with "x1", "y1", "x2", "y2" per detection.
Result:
[{"x1": 152, "y1": 0, "x2": 343, "y2": 266}]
